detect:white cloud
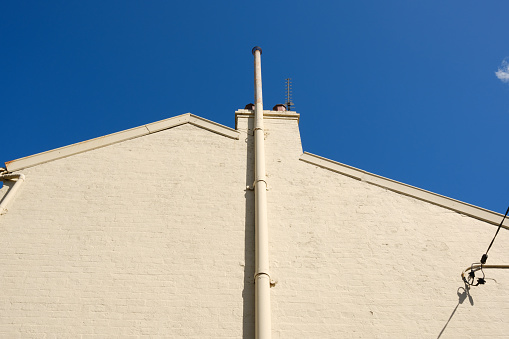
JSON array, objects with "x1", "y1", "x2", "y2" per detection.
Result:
[{"x1": 495, "y1": 58, "x2": 509, "y2": 83}]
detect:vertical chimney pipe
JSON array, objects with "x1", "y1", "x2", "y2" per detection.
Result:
[{"x1": 252, "y1": 46, "x2": 271, "y2": 339}]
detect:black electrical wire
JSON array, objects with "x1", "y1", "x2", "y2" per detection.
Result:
[
  {"x1": 481, "y1": 205, "x2": 509, "y2": 264},
  {"x1": 463, "y1": 205, "x2": 509, "y2": 287}
]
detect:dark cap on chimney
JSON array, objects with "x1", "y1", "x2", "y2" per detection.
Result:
[{"x1": 272, "y1": 104, "x2": 287, "y2": 111}]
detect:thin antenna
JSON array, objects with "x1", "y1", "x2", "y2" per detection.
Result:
[{"x1": 285, "y1": 78, "x2": 294, "y2": 111}]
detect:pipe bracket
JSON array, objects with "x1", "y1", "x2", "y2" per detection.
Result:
[
  {"x1": 253, "y1": 179, "x2": 269, "y2": 190},
  {"x1": 253, "y1": 272, "x2": 277, "y2": 287}
]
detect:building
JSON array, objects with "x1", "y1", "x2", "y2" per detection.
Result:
[{"x1": 1, "y1": 50, "x2": 509, "y2": 338}]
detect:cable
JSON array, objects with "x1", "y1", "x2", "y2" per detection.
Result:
[
  {"x1": 481, "y1": 205, "x2": 509, "y2": 264},
  {"x1": 462, "y1": 205, "x2": 509, "y2": 287}
]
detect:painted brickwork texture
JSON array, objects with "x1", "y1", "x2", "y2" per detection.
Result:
[
  {"x1": 1, "y1": 114, "x2": 509, "y2": 338},
  {"x1": 0, "y1": 124, "x2": 252, "y2": 338}
]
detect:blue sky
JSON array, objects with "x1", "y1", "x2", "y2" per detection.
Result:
[{"x1": 1, "y1": 1, "x2": 508, "y2": 213}]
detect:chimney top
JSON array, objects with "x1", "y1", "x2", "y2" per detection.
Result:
[{"x1": 272, "y1": 104, "x2": 287, "y2": 111}]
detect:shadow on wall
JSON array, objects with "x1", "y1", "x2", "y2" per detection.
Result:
[
  {"x1": 0, "y1": 180, "x2": 13, "y2": 205},
  {"x1": 243, "y1": 117, "x2": 255, "y2": 339},
  {"x1": 436, "y1": 285, "x2": 474, "y2": 339}
]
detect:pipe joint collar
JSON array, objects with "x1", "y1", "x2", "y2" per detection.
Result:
[{"x1": 254, "y1": 272, "x2": 270, "y2": 280}]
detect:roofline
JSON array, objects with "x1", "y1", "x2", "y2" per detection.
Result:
[
  {"x1": 5, "y1": 113, "x2": 239, "y2": 172},
  {"x1": 300, "y1": 152, "x2": 509, "y2": 229}
]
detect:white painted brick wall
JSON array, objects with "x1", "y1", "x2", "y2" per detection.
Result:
[
  {"x1": 262, "y1": 116, "x2": 509, "y2": 338},
  {"x1": 1, "y1": 114, "x2": 508, "y2": 338},
  {"x1": 0, "y1": 123, "x2": 252, "y2": 338}
]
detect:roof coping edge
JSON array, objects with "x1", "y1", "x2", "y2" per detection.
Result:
[
  {"x1": 5, "y1": 113, "x2": 239, "y2": 171},
  {"x1": 300, "y1": 152, "x2": 509, "y2": 229},
  {"x1": 188, "y1": 115, "x2": 239, "y2": 139}
]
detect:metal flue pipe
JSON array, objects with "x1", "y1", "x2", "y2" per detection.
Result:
[{"x1": 252, "y1": 46, "x2": 271, "y2": 339}]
